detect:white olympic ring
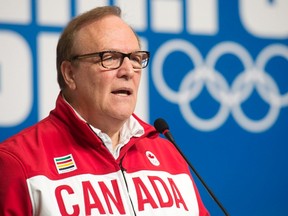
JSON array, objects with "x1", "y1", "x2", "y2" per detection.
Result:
[{"x1": 152, "y1": 39, "x2": 288, "y2": 132}]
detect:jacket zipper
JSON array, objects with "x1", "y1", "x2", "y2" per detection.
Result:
[
  {"x1": 87, "y1": 124, "x2": 137, "y2": 215},
  {"x1": 119, "y1": 157, "x2": 137, "y2": 216}
]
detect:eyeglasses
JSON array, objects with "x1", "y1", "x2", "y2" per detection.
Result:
[{"x1": 70, "y1": 50, "x2": 150, "y2": 70}]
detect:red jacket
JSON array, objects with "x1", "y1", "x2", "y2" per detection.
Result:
[{"x1": 0, "y1": 94, "x2": 209, "y2": 216}]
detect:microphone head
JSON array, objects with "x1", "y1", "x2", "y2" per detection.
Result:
[{"x1": 154, "y1": 118, "x2": 169, "y2": 134}]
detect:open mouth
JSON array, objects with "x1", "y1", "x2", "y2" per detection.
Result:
[{"x1": 112, "y1": 89, "x2": 132, "y2": 96}]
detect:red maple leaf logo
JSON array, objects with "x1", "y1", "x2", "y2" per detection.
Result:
[{"x1": 147, "y1": 153, "x2": 155, "y2": 159}]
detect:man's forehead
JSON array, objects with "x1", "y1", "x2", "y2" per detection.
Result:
[{"x1": 74, "y1": 16, "x2": 139, "y2": 52}]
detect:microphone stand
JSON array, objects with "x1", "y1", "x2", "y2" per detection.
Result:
[
  {"x1": 164, "y1": 130, "x2": 229, "y2": 216},
  {"x1": 154, "y1": 118, "x2": 229, "y2": 216}
]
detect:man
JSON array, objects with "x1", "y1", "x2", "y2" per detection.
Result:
[{"x1": 0, "y1": 6, "x2": 209, "y2": 215}]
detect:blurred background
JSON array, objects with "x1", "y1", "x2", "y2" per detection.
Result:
[{"x1": 0, "y1": 0, "x2": 287, "y2": 215}]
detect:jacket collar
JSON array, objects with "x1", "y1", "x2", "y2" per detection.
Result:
[{"x1": 49, "y1": 93, "x2": 158, "y2": 154}]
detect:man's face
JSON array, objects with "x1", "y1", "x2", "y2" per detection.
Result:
[{"x1": 66, "y1": 15, "x2": 142, "y2": 127}]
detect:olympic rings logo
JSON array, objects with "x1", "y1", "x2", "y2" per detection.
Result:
[{"x1": 152, "y1": 39, "x2": 288, "y2": 132}]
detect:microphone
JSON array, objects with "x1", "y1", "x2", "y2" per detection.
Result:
[{"x1": 154, "y1": 118, "x2": 229, "y2": 216}]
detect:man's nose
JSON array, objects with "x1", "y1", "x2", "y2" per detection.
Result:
[{"x1": 117, "y1": 57, "x2": 135, "y2": 79}]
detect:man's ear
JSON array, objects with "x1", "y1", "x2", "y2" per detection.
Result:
[{"x1": 61, "y1": 61, "x2": 76, "y2": 90}]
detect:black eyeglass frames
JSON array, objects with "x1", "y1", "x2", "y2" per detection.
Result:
[{"x1": 70, "y1": 50, "x2": 150, "y2": 70}]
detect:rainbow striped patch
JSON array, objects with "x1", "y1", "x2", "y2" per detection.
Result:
[{"x1": 54, "y1": 154, "x2": 77, "y2": 174}]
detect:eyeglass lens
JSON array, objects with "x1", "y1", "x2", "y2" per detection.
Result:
[{"x1": 101, "y1": 51, "x2": 149, "y2": 69}]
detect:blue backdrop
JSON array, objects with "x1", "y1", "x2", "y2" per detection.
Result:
[{"x1": 1, "y1": 0, "x2": 287, "y2": 215}]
